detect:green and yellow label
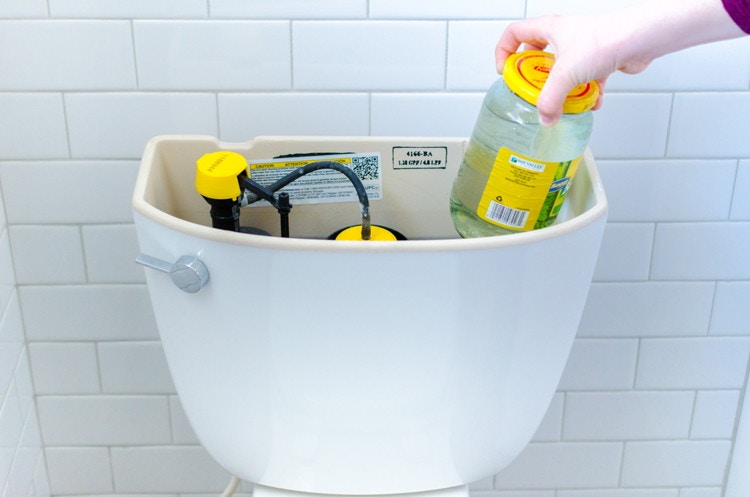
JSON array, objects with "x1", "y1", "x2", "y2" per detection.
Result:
[{"x1": 477, "y1": 148, "x2": 580, "y2": 231}]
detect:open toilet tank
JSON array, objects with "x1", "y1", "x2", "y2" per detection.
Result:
[{"x1": 132, "y1": 135, "x2": 608, "y2": 497}]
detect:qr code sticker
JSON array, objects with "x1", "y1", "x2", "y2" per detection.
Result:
[{"x1": 351, "y1": 155, "x2": 380, "y2": 181}]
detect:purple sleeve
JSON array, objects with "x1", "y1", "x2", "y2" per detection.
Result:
[{"x1": 723, "y1": 0, "x2": 750, "y2": 34}]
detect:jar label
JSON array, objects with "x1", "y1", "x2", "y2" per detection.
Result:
[{"x1": 477, "y1": 148, "x2": 581, "y2": 231}]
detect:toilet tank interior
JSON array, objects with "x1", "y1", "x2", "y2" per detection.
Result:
[{"x1": 138, "y1": 135, "x2": 601, "y2": 240}]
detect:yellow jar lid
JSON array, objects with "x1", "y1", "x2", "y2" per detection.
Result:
[
  {"x1": 503, "y1": 50, "x2": 599, "y2": 114},
  {"x1": 195, "y1": 151, "x2": 248, "y2": 200},
  {"x1": 335, "y1": 225, "x2": 398, "y2": 241}
]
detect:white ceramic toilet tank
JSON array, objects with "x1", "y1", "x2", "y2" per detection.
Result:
[{"x1": 132, "y1": 135, "x2": 607, "y2": 497}]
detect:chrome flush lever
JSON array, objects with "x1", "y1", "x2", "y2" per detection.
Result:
[{"x1": 136, "y1": 254, "x2": 209, "y2": 293}]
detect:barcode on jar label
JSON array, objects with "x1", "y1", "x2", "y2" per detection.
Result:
[{"x1": 485, "y1": 200, "x2": 529, "y2": 228}]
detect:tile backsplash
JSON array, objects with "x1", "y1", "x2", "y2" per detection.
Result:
[
  {"x1": 0, "y1": 175, "x2": 48, "y2": 496},
  {"x1": 1, "y1": 1, "x2": 749, "y2": 497}
]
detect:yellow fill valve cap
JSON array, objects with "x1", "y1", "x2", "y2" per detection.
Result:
[{"x1": 196, "y1": 151, "x2": 249, "y2": 200}]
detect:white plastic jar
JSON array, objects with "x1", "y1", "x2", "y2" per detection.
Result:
[{"x1": 450, "y1": 50, "x2": 599, "y2": 237}]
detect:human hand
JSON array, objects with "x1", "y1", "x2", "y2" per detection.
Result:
[
  {"x1": 496, "y1": 13, "x2": 654, "y2": 126},
  {"x1": 495, "y1": 0, "x2": 746, "y2": 126}
]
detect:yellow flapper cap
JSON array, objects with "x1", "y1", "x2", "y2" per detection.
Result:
[
  {"x1": 195, "y1": 151, "x2": 249, "y2": 200},
  {"x1": 503, "y1": 50, "x2": 599, "y2": 114},
  {"x1": 335, "y1": 225, "x2": 398, "y2": 241}
]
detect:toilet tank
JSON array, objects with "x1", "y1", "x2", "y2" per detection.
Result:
[{"x1": 132, "y1": 135, "x2": 607, "y2": 496}]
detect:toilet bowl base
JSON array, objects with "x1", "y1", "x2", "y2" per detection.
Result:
[{"x1": 253, "y1": 483, "x2": 469, "y2": 497}]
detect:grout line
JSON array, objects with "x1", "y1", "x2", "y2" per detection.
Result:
[
  {"x1": 366, "y1": 92, "x2": 371, "y2": 135},
  {"x1": 706, "y1": 281, "x2": 719, "y2": 337},
  {"x1": 632, "y1": 338, "x2": 642, "y2": 390},
  {"x1": 617, "y1": 440, "x2": 627, "y2": 487},
  {"x1": 289, "y1": 20, "x2": 295, "y2": 90},
  {"x1": 78, "y1": 225, "x2": 90, "y2": 284},
  {"x1": 647, "y1": 223, "x2": 657, "y2": 280},
  {"x1": 559, "y1": 391, "x2": 567, "y2": 441},
  {"x1": 728, "y1": 158, "x2": 741, "y2": 221},
  {"x1": 663, "y1": 92, "x2": 676, "y2": 158},
  {"x1": 214, "y1": 92, "x2": 222, "y2": 139},
  {"x1": 687, "y1": 389, "x2": 699, "y2": 439},
  {"x1": 59, "y1": 92, "x2": 73, "y2": 160},
  {"x1": 443, "y1": 21, "x2": 450, "y2": 90},
  {"x1": 108, "y1": 446, "x2": 116, "y2": 492},
  {"x1": 166, "y1": 393, "x2": 176, "y2": 444},
  {"x1": 724, "y1": 358, "x2": 750, "y2": 495},
  {"x1": 129, "y1": 19, "x2": 140, "y2": 90},
  {"x1": 94, "y1": 341, "x2": 104, "y2": 394}
]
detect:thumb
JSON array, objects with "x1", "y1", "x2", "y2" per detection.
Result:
[{"x1": 534, "y1": 64, "x2": 578, "y2": 126}]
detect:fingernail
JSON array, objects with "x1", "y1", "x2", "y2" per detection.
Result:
[{"x1": 539, "y1": 114, "x2": 555, "y2": 127}]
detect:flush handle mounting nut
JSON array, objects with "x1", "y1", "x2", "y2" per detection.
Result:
[{"x1": 136, "y1": 254, "x2": 209, "y2": 293}]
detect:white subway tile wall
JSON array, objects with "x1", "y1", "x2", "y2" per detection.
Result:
[
  {"x1": 0, "y1": 94, "x2": 68, "y2": 160},
  {"x1": 209, "y1": 0, "x2": 367, "y2": 19},
  {"x1": 369, "y1": 0, "x2": 524, "y2": 19},
  {"x1": 446, "y1": 21, "x2": 512, "y2": 90},
  {"x1": 48, "y1": 0, "x2": 209, "y2": 19},
  {"x1": 292, "y1": 21, "x2": 446, "y2": 90},
  {"x1": 133, "y1": 21, "x2": 292, "y2": 90},
  {"x1": 604, "y1": 39, "x2": 750, "y2": 92},
  {"x1": 370, "y1": 93, "x2": 484, "y2": 136},
  {"x1": 0, "y1": 21, "x2": 136, "y2": 91},
  {"x1": 0, "y1": 1, "x2": 748, "y2": 497},
  {"x1": 733, "y1": 160, "x2": 750, "y2": 219},
  {"x1": 65, "y1": 93, "x2": 219, "y2": 158},
  {"x1": 218, "y1": 93, "x2": 371, "y2": 140},
  {"x1": 525, "y1": 0, "x2": 644, "y2": 17},
  {"x1": 0, "y1": 180, "x2": 48, "y2": 495}
]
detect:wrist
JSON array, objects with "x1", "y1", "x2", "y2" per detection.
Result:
[{"x1": 615, "y1": 0, "x2": 744, "y2": 60}]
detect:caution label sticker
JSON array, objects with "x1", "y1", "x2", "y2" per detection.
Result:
[{"x1": 245, "y1": 153, "x2": 382, "y2": 206}]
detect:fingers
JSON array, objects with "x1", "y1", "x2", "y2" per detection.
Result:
[
  {"x1": 495, "y1": 15, "x2": 610, "y2": 125},
  {"x1": 495, "y1": 18, "x2": 554, "y2": 72},
  {"x1": 536, "y1": 71, "x2": 608, "y2": 125},
  {"x1": 534, "y1": 65, "x2": 574, "y2": 126},
  {"x1": 592, "y1": 76, "x2": 608, "y2": 110}
]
